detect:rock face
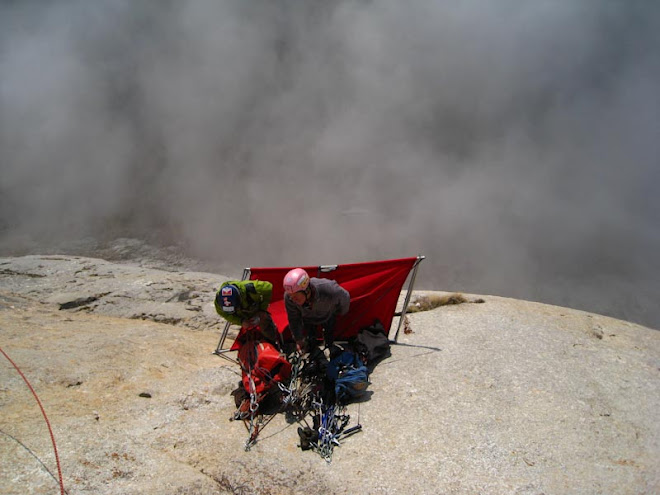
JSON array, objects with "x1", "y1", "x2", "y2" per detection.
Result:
[{"x1": 0, "y1": 255, "x2": 658, "y2": 495}]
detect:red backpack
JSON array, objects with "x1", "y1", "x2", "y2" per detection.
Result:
[{"x1": 238, "y1": 341, "x2": 291, "y2": 398}]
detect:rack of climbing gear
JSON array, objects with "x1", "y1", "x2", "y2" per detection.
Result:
[
  {"x1": 228, "y1": 319, "x2": 395, "y2": 459},
  {"x1": 309, "y1": 399, "x2": 362, "y2": 462}
]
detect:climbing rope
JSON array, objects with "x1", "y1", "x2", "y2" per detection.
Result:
[{"x1": 0, "y1": 345, "x2": 66, "y2": 495}]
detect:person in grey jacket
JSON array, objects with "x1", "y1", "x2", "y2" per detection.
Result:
[{"x1": 283, "y1": 268, "x2": 350, "y2": 353}]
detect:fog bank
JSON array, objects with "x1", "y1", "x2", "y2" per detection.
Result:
[{"x1": 1, "y1": 1, "x2": 658, "y2": 328}]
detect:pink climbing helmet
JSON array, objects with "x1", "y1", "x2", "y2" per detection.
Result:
[{"x1": 283, "y1": 268, "x2": 310, "y2": 294}]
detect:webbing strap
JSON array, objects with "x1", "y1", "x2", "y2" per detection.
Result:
[{"x1": 244, "y1": 282, "x2": 259, "y2": 310}]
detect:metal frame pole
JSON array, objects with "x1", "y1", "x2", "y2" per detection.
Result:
[{"x1": 392, "y1": 255, "x2": 425, "y2": 343}]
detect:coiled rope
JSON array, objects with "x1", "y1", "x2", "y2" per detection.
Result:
[{"x1": 0, "y1": 346, "x2": 65, "y2": 495}]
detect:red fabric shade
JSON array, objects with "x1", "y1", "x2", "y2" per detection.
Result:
[{"x1": 249, "y1": 257, "x2": 418, "y2": 342}]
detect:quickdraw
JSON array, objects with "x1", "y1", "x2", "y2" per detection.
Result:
[
  {"x1": 278, "y1": 352, "x2": 321, "y2": 421},
  {"x1": 244, "y1": 370, "x2": 259, "y2": 451},
  {"x1": 309, "y1": 399, "x2": 361, "y2": 462}
]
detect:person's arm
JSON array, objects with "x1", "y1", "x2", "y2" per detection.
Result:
[
  {"x1": 334, "y1": 283, "x2": 350, "y2": 315},
  {"x1": 284, "y1": 295, "x2": 304, "y2": 343}
]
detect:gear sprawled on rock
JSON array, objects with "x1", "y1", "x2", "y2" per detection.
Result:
[
  {"x1": 215, "y1": 257, "x2": 425, "y2": 456},
  {"x1": 229, "y1": 319, "x2": 390, "y2": 458}
]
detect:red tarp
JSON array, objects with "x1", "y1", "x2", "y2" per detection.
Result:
[{"x1": 244, "y1": 257, "x2": 418, "y2": 345}]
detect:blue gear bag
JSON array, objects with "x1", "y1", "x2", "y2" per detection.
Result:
[{"x1": 327, "y1": 351, "x2": 370, "y2": 403}]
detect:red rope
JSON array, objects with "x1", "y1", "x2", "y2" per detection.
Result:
[{"x1": 0, "y1": 346, "x2": 65, "y2": 495}]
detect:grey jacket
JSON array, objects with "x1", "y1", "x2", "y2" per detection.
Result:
[{"x1": 284, "y1": 277, "x2": 350, "y2": 342}]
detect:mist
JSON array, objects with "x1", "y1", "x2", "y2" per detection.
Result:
[{"x1": 1, "y1": 0, "x2": 658, "y2": 329}]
